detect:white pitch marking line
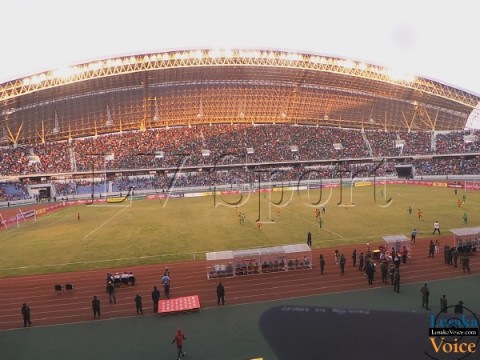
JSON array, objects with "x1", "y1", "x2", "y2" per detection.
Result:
[{"x1": 81, "y1": 207, "x2": 129, "y2": 240}]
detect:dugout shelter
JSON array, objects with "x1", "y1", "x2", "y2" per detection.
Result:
[
  {"x1": 450, "y1": 227, "x2": 480, "y2": 253},
  {"x1": 383, "y1": 234, "x2": 411, "y2": 258},
  {"x1": 206, "y1": 243, "x2": 312, "y2": 279}
]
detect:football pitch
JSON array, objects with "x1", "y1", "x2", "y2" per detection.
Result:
[{"x1": 0, "y1": 184, "x2": 477, "y2": 277}]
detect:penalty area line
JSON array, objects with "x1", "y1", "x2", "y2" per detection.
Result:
[{"x1": 82, "y1": 207, "x2": 129, "y2": 240}]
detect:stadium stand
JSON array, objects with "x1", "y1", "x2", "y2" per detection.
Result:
[{"x1": 1, "y1": 49, "x2": 480, "y2": 203}]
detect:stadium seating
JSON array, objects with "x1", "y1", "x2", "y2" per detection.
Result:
[{"x1": 2, "y1": 126, "x2": 480, "y2": 186}]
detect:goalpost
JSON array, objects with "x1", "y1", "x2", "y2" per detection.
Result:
[
  {"x1": 16, "y1": 209, "x2": 37, "y2": 228},
  {"x1": 464, "y1": 179, "x2": 480, "y2": 191},
  {"x1": 0, "y1": 213, "x2": 7, "y2": 230}
]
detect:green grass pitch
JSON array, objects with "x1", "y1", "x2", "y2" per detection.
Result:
[{"x1": 0, "y1": 184, "x2": 477, "y2": 277}]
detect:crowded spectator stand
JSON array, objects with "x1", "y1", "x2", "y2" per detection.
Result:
[
  {"x1": 206, "y1": 243, "x2": 312, "y2": 279},
  {"x1": 450, "y1": 227, "x2": 480, "y2": 254}
]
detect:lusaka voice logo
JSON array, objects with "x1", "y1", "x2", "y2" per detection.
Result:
[{"x1": 425, "y1": 304, "x2": 479, "y2": 359}]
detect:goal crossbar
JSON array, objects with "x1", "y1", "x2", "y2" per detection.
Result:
[{"x1": 16, "y1": 209, "x2": 37, "y2": 228}]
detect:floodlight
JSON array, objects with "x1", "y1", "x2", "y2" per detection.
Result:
[
  {"x1": 342, "y1": 60, "x2": 355, "y2": 69},
  {"x1": 357, "y1": 62, "x2": 367, "y2": 71},
  {"x1": 52, "y1": 66, "x2": 79, "y2": 79},
  {"x1": 192, "y1": 50, "x2": 203, "y2": 59},
  {"x1": 209, "y1": 49, "x2": 221, "y2": 59},
  {"x1": 30, "y1": 75, "x2": 41, "y2": 85},
  {"x1": 387, "y1": 68, "x2": 416, "y2": 83}
]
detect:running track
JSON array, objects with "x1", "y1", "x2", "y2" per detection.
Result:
[{"x1": 0, "y1": 235, "x2": 477, "y2": 331}]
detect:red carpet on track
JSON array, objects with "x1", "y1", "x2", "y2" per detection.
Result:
[{"x1": 158, "y1": 295, "x2": 201, "y2": 314}]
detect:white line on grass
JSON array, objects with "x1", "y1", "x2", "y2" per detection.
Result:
[
  {"x1": 81, "y1": 207, "x2": 129, "y2": 240},
  {"x1": 0, "y1": 207, "x2": 72, "y2": 238}
]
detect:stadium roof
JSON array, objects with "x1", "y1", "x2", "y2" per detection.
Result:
[{"x1": 1, "y1": 49, "x2": 479, "y2": 146}]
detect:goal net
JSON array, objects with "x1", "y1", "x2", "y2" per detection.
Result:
[
  {"x1": 0, "y1": 213, "x2": 7, "y2": 230},
  {"x1": 16, "y1": 209, "x2": 37, "y2": 228},
  {"x1": 464, "y1": 180, "x2": 480, "y2": 191}
]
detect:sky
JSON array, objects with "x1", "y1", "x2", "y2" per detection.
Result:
[{"x1": 0, "y1": 0, "x2": 479, "y2": 96}]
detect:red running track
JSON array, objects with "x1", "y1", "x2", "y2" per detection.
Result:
[{"x1": 0, "y1": 235, "x2": 477, "y2": 331}]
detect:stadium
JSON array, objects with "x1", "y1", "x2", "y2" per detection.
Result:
[
  {"x1": 1, "y1": 48, "x2": 480, "y2": 195},
  {"x1": 1, "y1": 48, "x2": 480, "y2": 360}
]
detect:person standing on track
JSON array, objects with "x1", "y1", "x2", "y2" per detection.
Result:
[
  {"x1": 380, "y1": 260, "x2": 388, "y2": 284},
  {"x1": 461, "y1": 253, "x2": 471, "y2": 273},
  {"x1": 319, "y1": 254, "x2": 325, "y2": 274},
  {"x1": 21, "y1": 303, "x2": 32, "y2": 327},
  {"x1": 428, "y1": 240, "x2": 435, "y2": 258},
  {"x1": 401, "y1": 246, "x2": 408, "y2": 264},
  {"x1": 339, "y1": 254, "x2": 346, "y2": 276},
  {"x1": 351, "y1": 249, "x2": 357, "y2": 267},
  {"x1": 91, "y1": 296, "x2": 100, "y2": 319},
  {"x1": 106, "y1": 281, "x2": 117, "y2": 304},
  {"x1": 162, "y1": 272, "x2": 171, "y2": 299},
  {"x1": 216, "y1": 282, "x2": 225, "y2": 305},
  {"x1": 152, "y1": 286, "x2": 160, "y2": 313},
  {"x1": 134, "y1": 294, "x2": 143, "y2": 315},
  {"x1": 366, "y1": 261, "x2": 375, "y2": 285},
  {"x1": 358, "y1": 252, "x2": 364, "y2": 271}
]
